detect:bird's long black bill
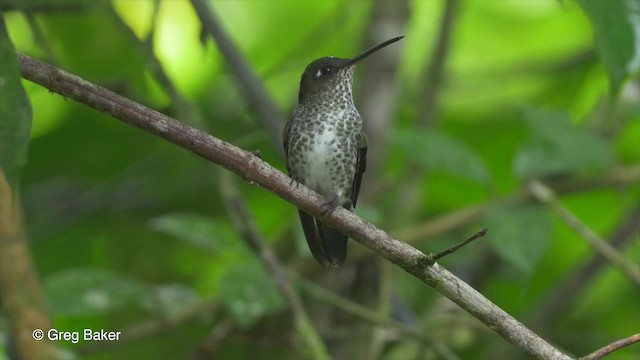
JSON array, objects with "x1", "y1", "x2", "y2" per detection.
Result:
[{"x1": 345, "y1": 36, "x2": 404, "y2": 67}]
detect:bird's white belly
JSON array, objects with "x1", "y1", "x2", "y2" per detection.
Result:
[{"x1": 305, "y1": 129, "x2": 341, "y2": 198}]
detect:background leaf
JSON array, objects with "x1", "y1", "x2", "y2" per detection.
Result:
[
  {"x1": 514, "y1": 109, "x2": 612, "y2": 179},
  {"x1": 485, "y1": 205, "x2": 553, "y2": 276},
  {"x1": 579, "y1": 0, "x2": 640, "y2": 95},
  {"x1": 43, "y1": 268, "x2": 150, "y2": 317},
  {"x1": 219, "y1": 260, "x2": 284, "y2": 328},
  {"x1": 0, "y1": 16, "x2": 32, "y2": 189},
  {"x1": 149, "y1": 212, "x2": 242, "y2": 252},
  {"x1": 392, "y1": 129, "x2": 491, "y2": 184}
]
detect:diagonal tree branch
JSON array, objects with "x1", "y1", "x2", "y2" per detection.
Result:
[{"x1": 17, "y1": 53, "x2": 571, "y2": 360}]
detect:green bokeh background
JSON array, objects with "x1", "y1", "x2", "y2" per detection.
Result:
[{"x1": 1, "y1": 0, "x2": 639, "y2": 359}]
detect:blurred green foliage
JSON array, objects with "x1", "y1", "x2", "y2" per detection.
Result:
[
  {"x1": 0, "y1": 15, "x2": 31, "y2": 189},
  {"x1": 1, "y1": 0, "x2": 639, "y2": 359}
]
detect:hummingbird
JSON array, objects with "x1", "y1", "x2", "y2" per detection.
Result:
[{"x1": 283, "y1": 36, "x2": 403, "y2": 267}]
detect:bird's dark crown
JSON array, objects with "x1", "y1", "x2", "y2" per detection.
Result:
[{"x1": 298, "y1": 57, "x2": 354, "y2": 103}]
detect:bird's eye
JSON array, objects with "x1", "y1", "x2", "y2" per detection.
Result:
[{"x1": 320, "y1": 67, "x2": 332, "y2": 76}]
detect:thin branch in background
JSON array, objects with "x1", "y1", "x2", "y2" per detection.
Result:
[
  {"x1": 418, "y1": 0, "x2": 458, "y2": 128},
  {"x1": 393, "y1": 202, "x2": 489, "y2": 243},
  {"x1": 17, "y1": 53, "x2": 573, "y2": 360},
  {"x1": 367, "y1": 261, "x2": 394, "y2": 360},
  {"x1": 529, "y1": 207, "x2": 640, "y2": 327},
  {"x1": 547, "y1": 165, "x2": 640, "y2": 194},
  {"x1": 107, "y1": 3, "x2": 202, "y2": 125},
  {"x1": 23, "y1": 12, "x2": 57, "y2": 64},
  {"x1": 528, "y1": 180, "x2": 640, "y2": 286},
  {"x1": 357, "y1": 0, "x2": 408, "y2": 190},
  {"x1": 390, "y1": 0, "x2": 460, "y2": 226},
  {"x1": 388, "y1": 166, "x2": 640, "y2": 247},
  {"x1": 289, "y1": 270, "x2": 461, "y2": 360},
  {"x1": 219, "y1": 171, "x2": 330, "y2": 360},
  {"x1": 146, "y1": 0, "x2": 161, "y2": 46},
  {"x1": 579, "y1": 333, "x2": 640, "y2": 360},
  {"x1": 428, "y1": 228, "x2": 488, "y2": 263},
  {"x1": 190, "y1": 0, "x2": 285, "y2": 154}
]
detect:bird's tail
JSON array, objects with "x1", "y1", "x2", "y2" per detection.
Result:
[{"x1": 298, "y1": 210, "x2": 347, "y2": 267}]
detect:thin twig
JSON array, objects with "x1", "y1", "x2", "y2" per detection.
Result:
[
  {"x1": 428, "y1": 228, "x2": 488, "y2": 263},
  {"x1": 579, "y1": 333, "x2": 640, "y2": 360},
  {"x1": 219, "y1": 171, "x2": 330, "y2": 360},
  {"x1": 17, "y1": 53, "x2": 572, "y2": 360},
  {"x1": 190, "y1": 0, "x2": 284, "y2": 153},
  {"x1": 529, "y1": 180, "x2": 640, "y2": 286}
]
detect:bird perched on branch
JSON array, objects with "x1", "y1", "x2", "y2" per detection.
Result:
[{"x1": 284, "y1": 36, "x2": 403, "y2": 267}]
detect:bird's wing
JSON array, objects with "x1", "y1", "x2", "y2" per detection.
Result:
[
  {"x1": 351, "y1": 130, "x2": 368, "y2": 208},
  {"x1": 283, "y1": 117, "x2": 293, "y2": 173}
]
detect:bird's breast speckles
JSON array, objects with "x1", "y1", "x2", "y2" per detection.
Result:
[{"x1": 287, "y1": 105, "x2": 362, "y2": 205}]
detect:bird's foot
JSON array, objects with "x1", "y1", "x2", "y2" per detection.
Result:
[
  {"x1": 288, "y1": 177, "x2": 301, "y2": 189},
  {"x1": 321, "y1": 196, "x2": 340, "y2": 216},
  {"x1": 251, "y1": 150, "x2": 263, "y2": 160},
  {"x1": 287, "y1": 171, "x2": 301, "y2": 189}
]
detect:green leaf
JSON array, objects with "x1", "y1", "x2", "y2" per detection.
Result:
[
  {"x1": 0, "y1": 16, "x2": 32, "y2": 189},
  {"x1": 615, "y1": 115, "x2": 640, "y2": 163},
  {"x1": 392, "y1": 129, "x2": 491, "y2": 184},
  {"x1": 149, "y1": 213, "x2": 242, "y2": 252},
  {"x1": 579, "y1": 0, "x2": 640, "y2": 95},
  {"x1": 219, "y1": 260, "x2": 284, "y2": 328},
  {"x1": 143, "y1": 284, "x2": 200, "y2": 316},
  {"x1": 44, "y1": 268, "x2": 149, "y2": 317},
  {"x1": 514, "y1": 109, "x2": 612, "y2": 179},
  {"x1": 485, "y1": 205, "x2": 552, "y2": 276}
]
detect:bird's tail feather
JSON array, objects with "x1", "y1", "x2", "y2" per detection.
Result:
[
  {"x1": 317, "y1": 220, "x2": 347, "y2": 267},
  {"x1": 297, "y1": 210, "x2": 348, "y2": 267},
  {"x1": 298, "y1": 210, "x2": 330, "y2": 267}
]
